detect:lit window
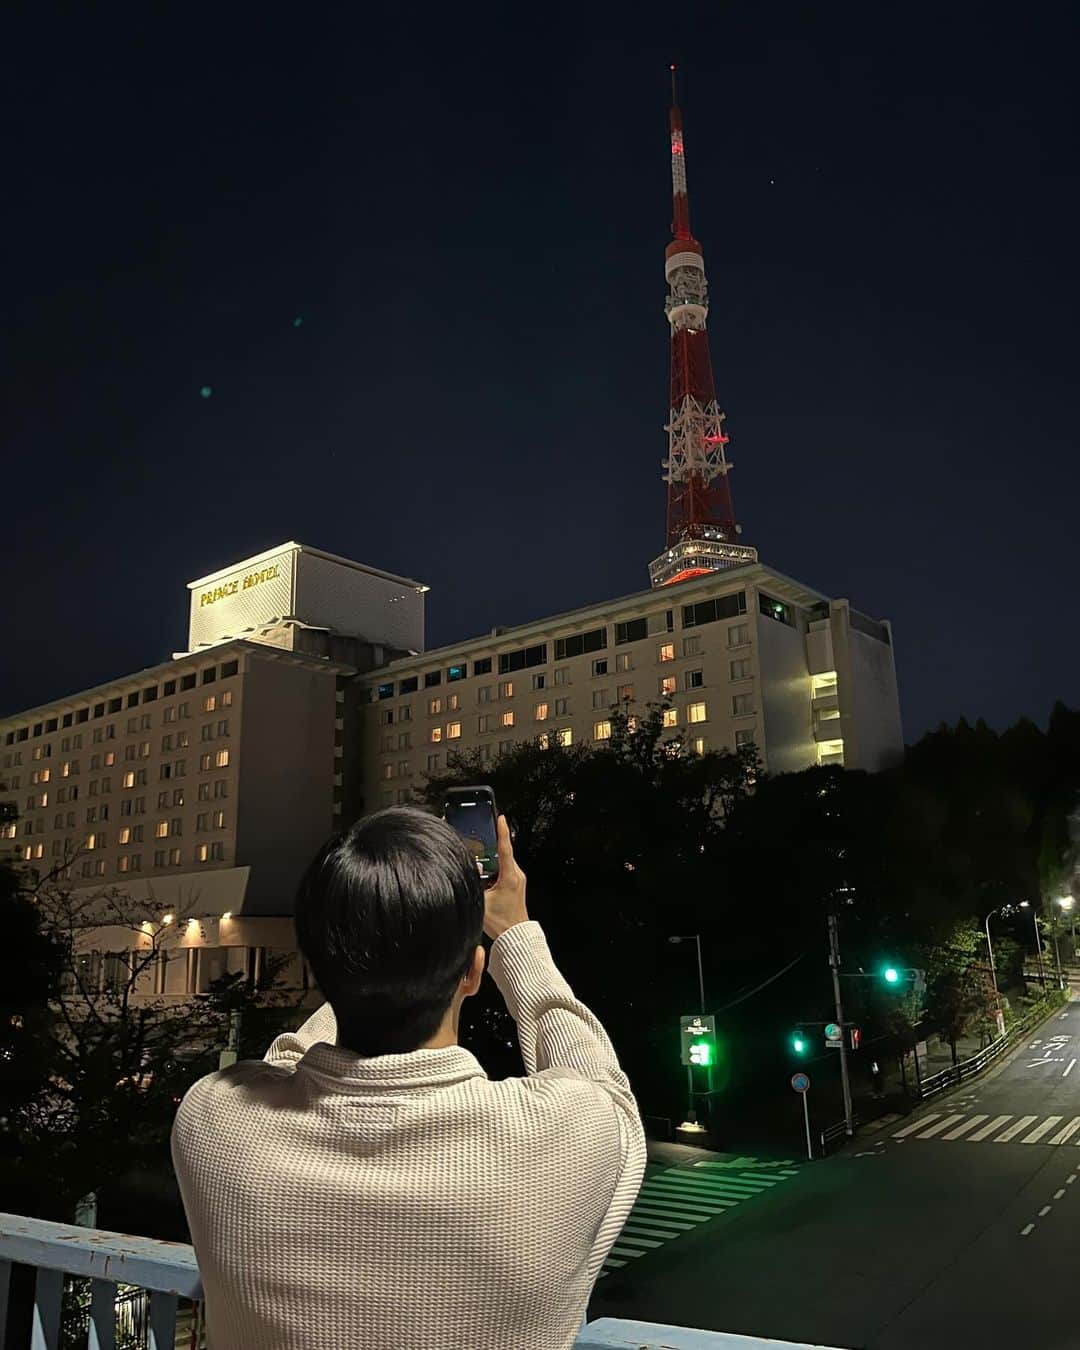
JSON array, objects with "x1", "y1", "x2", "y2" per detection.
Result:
[
  {"x1": 688, "y1": 702, "x2": 707, "y2": 723},
  {"x1": 499, "y1": 681, "x2": 514, "y2": 699},
  {"x1": 86, "y1": 833, "x2": 99, "y2": 850},
  {"x1": 660, "y1": 676, "x2": 676, "y2": 696},
  {"x1": 119, "y1": 827, "x2": 132, "y2": 845},
  {"x1": 691, "y1": 737, "x2": 706, "y2": 754},
  {"x1": 140, "y1": 741, "x2": 150, "y2": 757},
  {"x1": 501, "y1": 711, "x2": 514, "y2": 728},
  {"x1": 556, "y1": 728, "x2": 572, "y2": 747},
  {"x1": 430, "y1": 727, "x2": 443, "y2": 743},
  {"x1": 156, "y1": 821, "x2": 169, "y2": 838},
  {"x1": 732, "y1": 694, "x2": 752, "y2": 716},
  {"x1": 213, "y1": 809, "x2": 225, "y2": 828},
  {"x1": 169, "y1": 847, "x2": 182, "y2": 865},
  {"x1": 382, "y1": 763, "x2": 394, "y2": 780},
  {"x1": 123, "y1": 771, "x2": 135, "y2": 788},
  {"x1": 221, "y1": 690, "x2": 233, "y2": 708},
  {"x1": 535, "y1": 703, "x2": 549, "y2": 721},
  {"x1": 616, "y1": 653, "x2": 632, "y2": 673},
  {"x1": 62, "y1": 762, "x2": 72, "y2": 777},
  {"x1": 203, "y1": 695, "x2": 216, "y2": 713},
  {"x1": 118, "y1": 855, "x2": 131, "y2": 873},
  {"x1": 658, "y1": 643, "x2": 675, "y2": 663},
  {"x1": 617, "y1": 684, "x2": 633, "y2": 702},
  {"x1": 593, "y1": 720, "x2": 612, "y2": 741},
  {"x1": 215, "y1": 749, "x2": 229, "y2": 768},
  {"x1": 200, "y1": 753, "x2": 212, "y2": 771},
  {"x1": 447, "y1": 722, "x2": 462, "y2": 739},
  {"x1": 38, "y1": 792, "x2": 48, "y2": 807},
  {"x1": 663, "y1": 708, "x2": 678, "y2": 728},
  {"x1": 428, "y1": 698, "x2": 442, "y2": 716}
]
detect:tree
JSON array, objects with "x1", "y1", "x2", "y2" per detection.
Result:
[{"x1": 3, "y1": 855, "x2": 303, "y2": 1225}]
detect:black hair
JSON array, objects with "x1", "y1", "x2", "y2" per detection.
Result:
[{"x1": 293, "y1": 805, "x2": 485, "y2": 1055}]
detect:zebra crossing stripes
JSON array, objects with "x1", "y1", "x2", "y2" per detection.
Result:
[
  {"x1": 893, "y1": 1111, "x2": 1080, "y2": 1147},
  {"x1": 598, "y1": 1159, "x2": 800, "y2": 1278}
]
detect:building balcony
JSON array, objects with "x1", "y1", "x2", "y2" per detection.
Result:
[
  {"x1": 812, "y1": 714, "x2": 843, "y2": 743},
  {"x1": 0, "y1": 1211, "x2": 838, "y2": 1349}
]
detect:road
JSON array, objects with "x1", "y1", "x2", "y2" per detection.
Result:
[{"x1": 589, "y1": 1000, "x2": 1080, "y2": 1349}]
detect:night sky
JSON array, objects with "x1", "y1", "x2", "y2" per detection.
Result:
[{"x1": 6, "y1": 5, "x2": 1078, "y2": 739}]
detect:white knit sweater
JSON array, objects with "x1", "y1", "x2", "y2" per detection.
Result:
[{"x1": 171, "y1": 921, "x2": 647, "y2": 1349}]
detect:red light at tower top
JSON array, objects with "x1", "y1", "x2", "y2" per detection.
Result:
[{"x1": 649, "y1": 70, "x2": 757, "y2": 588}]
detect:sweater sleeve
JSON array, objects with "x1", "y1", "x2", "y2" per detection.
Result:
[
  {"x1": 487, "y1": 920, "x2": 647, "y2": 1282},
  {"x1": 263, "y1": 1002, "x2": 339, "y2": 1068}
]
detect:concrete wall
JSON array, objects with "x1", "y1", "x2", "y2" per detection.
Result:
[
  {"x1": 753, "y1": 599, "x2": 816, "y2": 775},
  {"x1": 235, "y1": 657, "x2": 339, "y2": 914},
  {"x1": 831, "y1": 602, "x2": 904, "y2": 771}
]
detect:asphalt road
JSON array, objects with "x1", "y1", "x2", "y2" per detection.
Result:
[{"x1": 589, "y1": 999, "x2": 1080, "y2": 1349}]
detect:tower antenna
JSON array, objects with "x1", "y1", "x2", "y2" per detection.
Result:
[{"x1": 648, "y1": 74, "x2": 758, "y2": 587}]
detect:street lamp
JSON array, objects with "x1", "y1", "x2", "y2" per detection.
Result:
[
  {"x1": 669, "y1": 934, "x2": 706, "y2": 1014},
  {"x1": 1057, "y1": 896, "x2": 1075, "y2": 970},
  {"x1": 1019, "y1": 902, "x2": 1048, "y2": 986},
  {"x1": 983, "y1": 909, "x2": 1001, "y2": 1002}
]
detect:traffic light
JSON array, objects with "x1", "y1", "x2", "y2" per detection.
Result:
[
  {"x1": 882, "y1": 965, "x2": 901, "y2": 985},
  {"x1": 791, "y1": 1030, "x2": 808, "y2": 1056},
  {"x1": 679, "y1": 1013, "x2": 717, "y2": 1067},
  {"x1": 689, "y1": 1038, "x2": 713, "y2": 1067}
]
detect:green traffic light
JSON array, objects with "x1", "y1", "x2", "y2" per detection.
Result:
[
  {"x1": 883, "y1": 966, "x2": 901, "y2": 984},
  {"x1": 689, "y1": 1039, "x2": 713, "y2": 1067},
  {"x1": 792, "y1": 1032, "x2": 807, "y2": 1055}
]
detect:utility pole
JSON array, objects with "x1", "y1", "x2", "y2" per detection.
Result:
[{"x1": 827, "y1": 913, "x2": 854, "y2": 1137}]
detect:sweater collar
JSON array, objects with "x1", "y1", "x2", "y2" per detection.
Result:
[{"x1": 297, "y1": 1041, "x2": 488, "y2": 1091}]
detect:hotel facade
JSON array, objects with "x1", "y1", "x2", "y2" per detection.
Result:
[{"x1": 2, "y1": 541, "x2": 902, "y2": 999}]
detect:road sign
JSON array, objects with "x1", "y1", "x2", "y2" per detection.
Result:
[
  {"x1": 679, "y1": 1013, "x2": 716, "y2": 1068},
  {"x1": 790, "y1": 1072, "x2": 810, "y2": 1093},
  {"x1": 825, "y1": 1021, "x2": 842, "y2": 1049}
]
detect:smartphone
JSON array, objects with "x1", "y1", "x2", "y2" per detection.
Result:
[{"x1": 442, "y1": 785, "x2": 499, "y2": 885}]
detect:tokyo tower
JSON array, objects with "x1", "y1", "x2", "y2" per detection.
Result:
[{"x1": 649, "y1": 69, "x2": 758, "y2": 588}]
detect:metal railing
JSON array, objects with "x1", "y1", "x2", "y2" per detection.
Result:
[
  {"x1": 0, "y1": 1212, "x2": 840, "y2": 1350},
  {"x1": 917, "y1": 991, "x2": 1068, "y2": 1101}
]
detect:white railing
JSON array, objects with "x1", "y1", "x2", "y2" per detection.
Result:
[
  {"x1": 0, "y1": 1212, "x2": 839, "y2": 1350},
  {"x1": 918, "y1": 991, "x2": 1068, "y2": 1100}
]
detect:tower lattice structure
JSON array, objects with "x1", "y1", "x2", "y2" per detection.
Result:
[{"x1": 649, "y1": 73, "x2": 758, "y2": 588}]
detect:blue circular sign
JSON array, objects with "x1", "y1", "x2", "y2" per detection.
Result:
[{"x1": 791, "y1": 1072, "x2": 810, "y2": 1093}]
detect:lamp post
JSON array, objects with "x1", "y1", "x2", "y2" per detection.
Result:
[
  {"x1": 983, "y1": 909, "x2": 1001, "y2": 1002},
  {"x1": 670, "y1": 935, "x2": 707, "y2": 1134},
  {"x1": 1020, "y1": 902, "x2": 1046, "y2": 986},
  {"x1": 1059, "y1": 896, "x2": 1076, "y2": 968},
  {"x1": 669, "y1": 934, "x2": 706, "y2": 1013}
]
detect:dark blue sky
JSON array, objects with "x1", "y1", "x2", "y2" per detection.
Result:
[{"x1": 5, "y1": 4, "x2": 1077, "y2": 738}]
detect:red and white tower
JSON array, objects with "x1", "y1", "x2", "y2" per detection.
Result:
[{"x1": 649, "y1": 71, "x2": 758, "y2": 588}]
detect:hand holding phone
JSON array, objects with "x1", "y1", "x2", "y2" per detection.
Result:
[{"x1": 480, "y1": 814, "x2": 528, "y2": 941}]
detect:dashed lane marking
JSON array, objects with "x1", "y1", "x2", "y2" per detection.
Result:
[
  {"x1": 1021, "y1": 1223, "x2": 1035, "y2": 1236},
  {"x1": 1039, "y1": 1205, "x2": 1052, "y2": 1217}
]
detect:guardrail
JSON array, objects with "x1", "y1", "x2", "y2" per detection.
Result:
[
  {"x1": 0, "y1": 1212, "x2": 843, "y2": 1350},
  {"x1": 917, "y1": 991, "x2": 1068, "y2": 1101},
  {"x1": 819, "y1": 1115, "x2": 860, "y2": 1156}
]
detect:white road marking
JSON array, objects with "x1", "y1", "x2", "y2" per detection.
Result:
[
  {"x1": 1069, "y1": 1174, "x2": 1078, "y2": 1184},
  {"x1": 994, "y1": 1115, "x2": 1039, "y2": 1142},
  {"x1": 916, "y1": 1114, "x2": 966, "y2": 1139},
  {"x1": 942, "y1": 1114, "x2": 989, "y2": 1140},
  {"x1": 893, "y1": 1113, "x2": 941, "y2": 1139},
  {"x1": 1054, "y1": 1189, "x2": 1066, "y2": 1199},
  {"x1": 1021, "y1": 1223, "x2": 1035, "y2": 1236},
  {"x1": 1039, "y1": 1205, "x2": 1052, "y2": 1217},
  {"x1": 1048, "y1": 1117, "x2": 1080, "y2": 1146},
  {"x1": 969, "y1": 1114, "x2": 1013, "y2": 1141},
  {"x1": 1061, "y1": 1013, "x2": 1070, "y2": 1020},
  {"x1": 1064, "y1": 1058, "x2": 1076, "y2": 1078},
  {"x1": 1031, "y1": 1040, "x2": 1042, "y2": 1048},
  {"x1": 1022, "y1": 1116, "x2": 1063, "y2": 1144}
]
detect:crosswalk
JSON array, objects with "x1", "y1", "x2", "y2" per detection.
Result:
[
  {"x1": 599, "y1": 1158, "x2": 799, "y2": 1277},
  {"x1": 894, "y1": 1111, "x2": 1080, "y2": 1147}
]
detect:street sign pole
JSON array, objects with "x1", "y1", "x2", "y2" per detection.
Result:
[
  {"x1": 827, "y1": 913, "x2": 855, "y2": 1137},
  {"x1": 791, "y1": 1072, "x2": 812, "y2": 1161}
]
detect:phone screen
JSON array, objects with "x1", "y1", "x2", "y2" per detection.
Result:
[{"x1": 443, "y1": 795, "x2": 499, "y2": 882}]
